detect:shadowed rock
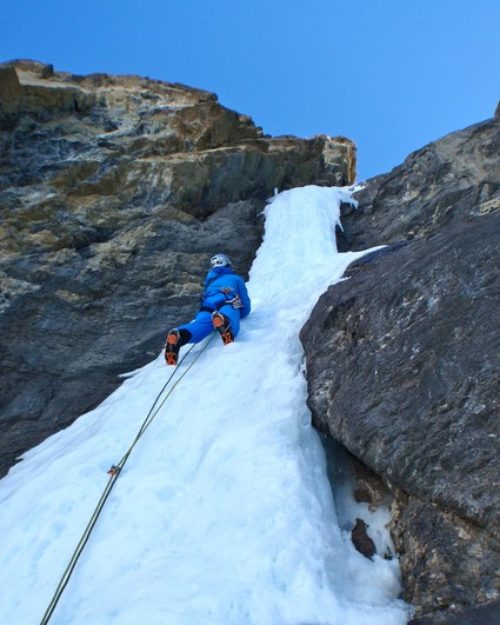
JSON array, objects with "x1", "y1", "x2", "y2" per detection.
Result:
[
  {"x1": 301, "y1": 111, "x2": 499, "y2": 623},
  {"x1": 351, "y1": 518, "x2": 376, "y2": 559}
]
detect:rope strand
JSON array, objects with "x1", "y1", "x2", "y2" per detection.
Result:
[{"x1": 39, "y1": 334, "x2": 215, "y2": 625}]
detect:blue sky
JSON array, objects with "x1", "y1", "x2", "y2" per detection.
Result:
[{"x1": 2, "y1": 1, "x2": 498, "y2": 179}]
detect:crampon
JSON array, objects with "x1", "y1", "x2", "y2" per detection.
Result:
[
  {"x1": 164, "y1": 330, "x2": 181, "y2": 365},
  {"x1": 212, "y1": 312, "x2": 234, "y2": 345}
]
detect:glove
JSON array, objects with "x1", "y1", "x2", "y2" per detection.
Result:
[{"x1": 227, "y1": 295, "x2": 243, "y2": 309}]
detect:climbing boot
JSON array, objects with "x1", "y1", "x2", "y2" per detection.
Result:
[
  {"x1": 164, "y1": 329, "x2": 181, "y2": 365},
  {"x1": 164, "y1": 329, "x2": 192, "y2": 365},
  {"x1": 212, "y1": 312, "x2": 234, "y2": 345}
]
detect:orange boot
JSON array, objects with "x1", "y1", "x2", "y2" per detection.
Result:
[{"x1": 212, "y1": 312, "x2": 234, "y2": 345}]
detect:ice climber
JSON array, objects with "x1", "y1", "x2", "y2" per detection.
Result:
[{"x1": 164, "y1": 253, "x2": 251, "y2": 365}]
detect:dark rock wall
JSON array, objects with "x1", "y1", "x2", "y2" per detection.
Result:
[
  {"x1": 301, "y1": 112, "x2": 499, "y2": 623},
  {"x1": 0, "y1": 60, "x2": 355, "y2": 477}
]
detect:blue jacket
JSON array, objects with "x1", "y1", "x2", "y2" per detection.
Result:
[{"x1": 201, "y1": 266, "x2": 251, "y2": 318}]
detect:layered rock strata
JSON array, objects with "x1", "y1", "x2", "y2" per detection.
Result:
[
  {"x1": 302, "y1": 112, "x2": 500, "y2": 623},
  {"x1": 0, "y1": 60, "x2": 355, "y2": 477}
]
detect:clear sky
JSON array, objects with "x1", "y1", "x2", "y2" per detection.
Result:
[{"x1": 1, "y1": 1, "x2": 498, "y2": 179}]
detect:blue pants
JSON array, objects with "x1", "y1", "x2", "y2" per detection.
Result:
[{"x1": 178, "y1": 305, "x2": 241, "y2": 344}]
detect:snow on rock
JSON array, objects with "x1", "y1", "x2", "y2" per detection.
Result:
[{"x1": 0, "y1": 186, "x2": 409, "y2": 625}]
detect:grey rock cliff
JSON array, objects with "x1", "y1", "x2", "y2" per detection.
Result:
[
  {"x1": 301, "y1": 112, "x2": 500, "y2": 623},
  {"x1": 336, "y1": 113, "x2": 499, "y2": 250},
  {"x1": 0, "y1": 60, "x2": 356, "y2": 477}
]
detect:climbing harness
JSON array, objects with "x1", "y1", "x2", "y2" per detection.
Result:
[{"x1": 39, "y1": 333, "x2": 215, "y2": 625}]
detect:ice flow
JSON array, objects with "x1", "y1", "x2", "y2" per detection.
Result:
[{"x1": 0, "y1": 186, "x2": 409, "y2": 625}]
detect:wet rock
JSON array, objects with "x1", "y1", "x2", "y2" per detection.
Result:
[
  {"x1": 351, "y1": 518, "x2": 376, "y2": 559},
  {"x1": 352, "y1": 460, "x2": 389, "y2": 511}
]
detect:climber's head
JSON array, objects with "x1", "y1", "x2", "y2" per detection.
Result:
[{"x1": 210, "y1": 253, "x2": 231, "y2": 269}]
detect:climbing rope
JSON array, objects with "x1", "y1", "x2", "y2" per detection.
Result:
[{"x1": 39, "y1": 334, "x2": 215, "y2": 625}]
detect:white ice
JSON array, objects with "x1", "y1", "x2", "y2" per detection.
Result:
[{"x1": 0, "y1": 186, "x2": 409, "y2": 625}]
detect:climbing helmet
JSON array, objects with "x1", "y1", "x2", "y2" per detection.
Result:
[{"x1": 210, "y1": 253, "x2": 231, "y2": 268}]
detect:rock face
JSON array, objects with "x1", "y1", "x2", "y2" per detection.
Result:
[
  {"x1": 0, "y1": 60, "x2": 355, "y2": 477},
  {"x1": 335, "y1": 114, "x2": 499, "y2": 251},
  {"x1": 301, "y1": 112, "x2": 500, "y2": 623}
]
